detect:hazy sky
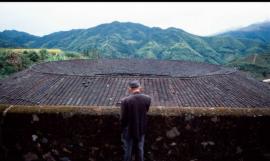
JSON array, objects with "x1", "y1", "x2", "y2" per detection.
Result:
[{"x1": 1, "y1": 2, "x2": 270, "y2": 36}]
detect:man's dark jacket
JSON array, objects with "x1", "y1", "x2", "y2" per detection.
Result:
[{"x1": 120, "y1": 92, "x2": 151, "y2": 140}]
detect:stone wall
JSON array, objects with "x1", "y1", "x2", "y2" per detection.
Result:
[{"x1": 1, "y1": 105, "x2": 270, "y2": 161}]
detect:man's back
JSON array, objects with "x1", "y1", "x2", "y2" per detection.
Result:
[
  {"x1": 120, "y1": 92, "x2": 151, "y2": 140},
  {"x1": 120, "y1": 80, "x2": 151, "y2": 161}
]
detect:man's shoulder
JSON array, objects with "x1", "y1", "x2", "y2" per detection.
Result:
[
  {"x1": 120, "y1": 96, "x2": 129, "y2": 103},
  {"x1": 135, "y1": 93, "x2": 151, "y2": 104},
  {"x1": 139, "y1": 93, "x2": 151, "y2": 100},
  {"x1": 123, "y1": 94, "x2": 149, "y2": 99},
  {"x1": 121, "y1": 93, "x2": 151, "y2": 102},
  {"x1": 120, "y1": 95, "x2": 134, "y2": 104}
]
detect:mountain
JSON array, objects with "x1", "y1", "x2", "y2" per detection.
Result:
[
  {"x1": 29, "y1": 22, "x2": 225, "y2": 64},
  {"x1": 0, "y1": 30, "x2": 39, "y2": 47},
  {"x1": 203, "y1": 34, "x2": 270, "y2": 62},
  {"x1": 217, "y1": 21, "x2": 270, "y2": 79},
  {"x1": 1, "y1": 21, "x2": 270, "y2": 65},
  {"x1": 226, "y1": 53, "x2": 270, "y2": 80},
  {"x1": 218, "y1": 21, "x2": 270, "y2": 43}
]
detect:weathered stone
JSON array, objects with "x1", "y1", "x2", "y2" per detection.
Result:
[
  {"x1": 62, "y1": 147, "x2": 72, "y2": 154},
  {"x1": 168, "y1": 150, "x2": 172, "y2": 155},
  {"x1": 185, "y1": 114, "x2": 194, "y2": 121},
  {"x1": 201, "y1": 142, "x2": 208, "y2": 148},
  {"x1": 170, "y1": 142, "x2": 177, "y2": 146},
  {"x1": 32, "y1": 114, "x2": 39, "y2": 122},
  {"x1": 88, "y1": 157, "x2": 95, "y2": 161},
  {"x1": 163, "y1": 142, "x2": 169, "y2": 149},
  {"x1": 92, "y1": 147, "x2": 99, "y2": 151},
  {"x1": 211, "y1": 116, "x2": 219, "y2": 123},
  {"x1": 2, "y1": 104, "x2": 270, "y2": 161},
  {"x1": 151, "y1": 144, "x2": 159, "y2": 150},
  {"x1": 15, "y1": 143, "x2": 22, "y2": 151},
  {"x1": 23, "y1": 152, "x2": 38, "y2": 161},
  {"x1": 32, "y1": 134, "x2": 38, "y2": 142},
  {"x1": 185, "y1": 123, "x2": 191, "y2": 130},
  {"x1": 52, "y1": 140, "x2": 58, "y2": 146},
  {"x1": 190, "y1": 159, "x2": 198, "y2": 161},
  {"x1": 79, "y1": 142, "x2": 84, "y2": 147},
  {"x1": 51, "y1": 149, "x2": 59, "y2": 156},
  {"x1": 201, "y1": 141, "x2": 215, "y2": 148},
  {"x1": 208, "y1": 141, "x2": 215, "y2": 146},
  {"x1": 62, "y1": 112, "x2": 74, "y2": 119},
  {"x1": 60, "y1": 157, "x2": 71, "y2": 161},
  {"x1": 166, "y1": 127, "x2": 180, "y2": 139},
  {"x1": 43, "y1": 152, "x2": 56, "y2": 161},
  {"x1": 236, "y1": 146, "x2": 242, "y2": 154},
  {"x1": 263, "y1": 153, "x2": 270, "y2": 159},
  {"x1": 155, "y1": 136, "x2": 163, "y2": 142},
  {"x1": 42, "y1": 137, "x2": 48, "y2": 144},
  {"x1": 36, "y1": 143, "x2": 42, "y2": 152}
]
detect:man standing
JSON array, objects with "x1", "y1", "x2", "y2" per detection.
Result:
[{"x1": 120, "y1": 80, "x2": 151, "y2": 161}]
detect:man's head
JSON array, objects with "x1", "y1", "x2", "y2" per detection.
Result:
[{"x1": 128, "y1": 80, "x2": 142, "y2": 93}]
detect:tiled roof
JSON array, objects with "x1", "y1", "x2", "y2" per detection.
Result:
[
  {"x1": 0, "y1": 59, "x2": 269, "y2": 107},
  {"x1": 30, "y1": 59, "x2": 235, "y2": 77}
]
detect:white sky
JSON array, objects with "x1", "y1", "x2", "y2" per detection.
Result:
[{"x1": 0, "y1": 2, "x2": 270, "y2": 36}]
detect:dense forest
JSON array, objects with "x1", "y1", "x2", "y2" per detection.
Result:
[{"x1": 0, "y1": 48, "x2": 101, "y2": 79}]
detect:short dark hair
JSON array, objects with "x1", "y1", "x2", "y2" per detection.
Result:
[{"x1": 128, "y1": 80, "x2": 140, "y2": 89}]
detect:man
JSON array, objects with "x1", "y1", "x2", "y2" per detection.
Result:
[{"x1": 120, "y1": 80, "x2": 151, "y2": 161}]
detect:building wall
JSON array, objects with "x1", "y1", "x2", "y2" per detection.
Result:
[{"x1": 1, "y1": 105, "x2": 270, "y2": 161}]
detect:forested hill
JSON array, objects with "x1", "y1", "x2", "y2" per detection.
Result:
[
  {"x1": 218, "y1": 21, "x2": 270, "y2": 43},
  {"x1": 0, "y1": 30, "x2": 38, "y2": 47},
  {"x1": 1, "y1": 21, "x2": 270, "y2": 65}
]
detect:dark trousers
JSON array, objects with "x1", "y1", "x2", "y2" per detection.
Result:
[{"x1": 121, "y1": 128, "x2": 145, "y2": 161}]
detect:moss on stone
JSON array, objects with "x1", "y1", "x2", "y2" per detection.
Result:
[{"x1": 1, "y1": 104, "x2": 270, "y2": 117}]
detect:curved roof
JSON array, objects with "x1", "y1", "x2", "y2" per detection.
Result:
[
  {"x1": 30, "y1": 59, "x2": 235, "y2": 77},
  {"x1": 0, "y1": 59, "x2": 269, "y2": 108}
]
